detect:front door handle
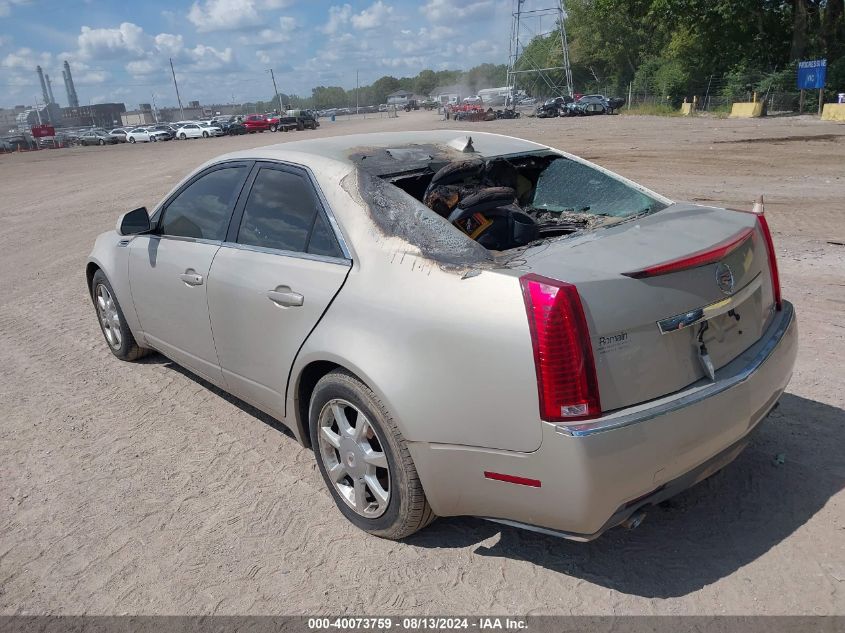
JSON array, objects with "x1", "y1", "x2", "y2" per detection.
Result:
[
  {"x1": 267, "y1": 286, "x2": 304, "y2": 307},
  {"x1": 179, "y1": 271, "x2": 204, "y2": 286}
]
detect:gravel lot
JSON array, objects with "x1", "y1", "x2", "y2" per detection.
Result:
[{"x1": 1, "y1": 111, "x2": 843, "y2": 615}]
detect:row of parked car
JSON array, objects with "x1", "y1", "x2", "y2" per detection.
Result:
[
  {"x1": 34, "y1": 111, "x2": 323, "y2": 150},
  {"x1": 535, "y1": 94, "x2": 626, "y2": 118}
]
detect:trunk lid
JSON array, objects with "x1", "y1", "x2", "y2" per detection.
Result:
[{"x1": 517, "y1": 203, "x2": 777, "y2": 412}]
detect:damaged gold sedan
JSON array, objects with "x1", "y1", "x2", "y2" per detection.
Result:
[{"x1": 86, "y1": 131, "x2": 797, "y2": 540}]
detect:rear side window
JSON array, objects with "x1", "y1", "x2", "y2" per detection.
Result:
[
  {"x1": 237, "y1": 167, "x2": 342, "y2": 257},
  {"x1": 160, "y1": 166, "x2": 247, "y2": 240}
]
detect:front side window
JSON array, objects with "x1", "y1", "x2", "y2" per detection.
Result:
[
  {"x1": 159, "y1": 166, "x2": 246, "y2": 240},
  {"x1": 237, "y1": 168, "x2": 341, "y2": 257}
]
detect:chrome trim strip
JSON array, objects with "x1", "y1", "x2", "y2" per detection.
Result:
[
  {"x1": 219, "y1": 241, "x2": 351, "y2": 266},
  {"x1": 556, "y1": 301, "x2": 794, "y2": 438},
  {"x1": 657, "y1": 273, "x2": 762, "y2": 334},
  {"x1": 151, "y1": 235, "x2": 223, "y2": 247}
]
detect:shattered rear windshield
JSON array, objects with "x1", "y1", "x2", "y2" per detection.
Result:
[
  {"x1": 531, "y1": 157, "x2": 663, "y2": 217},
  {"x1": 351, "y1": 144, "x2": 667, "y2": 253}
]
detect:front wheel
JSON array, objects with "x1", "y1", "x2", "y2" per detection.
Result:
[
  {"x1": 310, "y1": 370, "x2": 435, "y2": 539},
  {"x1": 91, "y1": 270, "x2": 149, "y2": 361},
  {"x1": 99, "y1": 139, "x2": 105, "y2": 146},
  {"x1": 202, "y1": 131, "x2": 209, "y2": 138},
  {"x1": 128, "y1": 137, "x2": 136, "y2": 143},
  {"x1": 270, "y1": 124, "x2": 278, "y2": 132},
  {"x1": 179, "y1": 133, "x2": 186, "y2": 140}
]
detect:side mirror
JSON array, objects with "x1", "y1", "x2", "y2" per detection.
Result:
[{"x1": 116, "y1": 207, "x2": 151, "y2": 236}]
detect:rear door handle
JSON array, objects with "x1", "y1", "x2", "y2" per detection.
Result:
[
  {"x1": 267, "y1": 287, "x2": 304, "y2": 307},
  {"x1": 179, "y1": 272, "x2": 204, "y2": 286}
]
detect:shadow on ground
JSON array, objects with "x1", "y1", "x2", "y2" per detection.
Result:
[
  {"x1": 406, "y1": 393, "x2": 845, "y2": 598},
  {"x1": 153, "y1": 357, "x2": 844, "y2": 599}
]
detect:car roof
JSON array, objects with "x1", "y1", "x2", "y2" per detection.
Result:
[{"x1": 215, "y1": 131, "x2": 547, "y2": 172}]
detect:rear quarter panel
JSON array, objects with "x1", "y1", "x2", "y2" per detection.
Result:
[{"x1": 288, "y1": 161, "x2": 543, "y2": 452}]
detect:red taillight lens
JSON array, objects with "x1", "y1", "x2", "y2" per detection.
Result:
[
  {"x1": 520, "y1": 274, "x2": 601, "y2": 422},
  {"x1": 755, "y1": 213, "x2": 782, "y2": 311}
]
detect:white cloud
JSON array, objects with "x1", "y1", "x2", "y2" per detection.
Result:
[
  {"x1": 256, "y1": 50, "x2": 271, "y2": 64},
  {"x1": 321, "y1": 4, "x2": 352, "y2": 35},
  {"x1": 126, "y1": 59, "x2": 158, "y2": 75},
  {"x1": 351, "y1": 1, "x2": 393, "y2": 29},
  {"x1": 188, "y1": 0, "x2": 294, "y2": 32},
  {"x1": 420, "y1": 0, "x2": 494, "y2": 24},
  {"x1": 77, "y1": 22, "x2": 149, "y2": 60},
  {"x1": 243, "y1": 17, "x2": 298, "y2": 44},
  {"x1": 1, "y1": 47, "x2": 52, "y2": 69},
  {"x1": 184, "y1": 44, "x2": 236, "y2": 71},
  {"x1": 154, "y1": 33, "x2": 184, "y2": 56},
  {"x1": 0, "y1": 0, "x2": 28, "y2": 18}
]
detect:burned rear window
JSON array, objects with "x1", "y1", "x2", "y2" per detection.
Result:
[
  {"x1": 532, "y1": 158, "x2": 662, "y2": 217},
  {"x1": 350, "y1": 144, "x2": 666, "y2": 254}
]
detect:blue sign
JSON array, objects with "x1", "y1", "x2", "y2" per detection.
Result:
[{"x1": 797, "y1": 59, "x2": 827, "y2": 90}]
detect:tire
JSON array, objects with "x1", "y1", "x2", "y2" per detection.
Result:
[
  {"x1": 91, "y1": 270, "x2": 150, "y2": 361},
  {"x1": 270, "y1": 124, "x2": 278, "y2": 132},
  {"x1": 152, "y1": 136, "x2": 157, "y2": 142},
  {"x1": 179, "y1": 133, "x2": 186, "y2": 140},
  {"x1": 99, "y1": 139, "x2": 105, "y2": 146},
  {"x1": 202, "y1": 131, "x2": 209, "y2": 138},
  {"x1": 310, "y1": 370, "x2": 435, "y2": 539},
  {"x1": 297, "y1": 120, "x2": 305, "y2": 131},
  {"x1": 128, "y1": 137, "x2": 136, "y2": 143}
]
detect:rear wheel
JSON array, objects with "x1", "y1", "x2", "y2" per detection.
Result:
[
  {"x1": 270, "y1": 123, "x2": 278, "y2": 132},
  {"x1": 202, "y1": 131, "x2": 209, "y2": 138},
  {"x1": 310, "y1": 370, "x2": 435, "y2": 539},
  {"x1": 179, "y1": 133, "x2": 186, "y2": 140},
  {"x1": 99, "y1": 139, "x2": 105, "y2": 146},
  {"x1": 91, "y1": 270, "x2": 149, "y2": 361},
  {"x1": 128, "y1": 137, "x2": 136, "y2": 143}
]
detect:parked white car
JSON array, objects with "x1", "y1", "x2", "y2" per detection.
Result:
[
  {"x1": 175, "y1": 123, "x2": 205, "y2": 140},
  {"x1": 198, "y1": 122, "x2": 224, "y2": 137},
  {"x1": 125, "y1": 128, "x2": 169, "y2": 143}
]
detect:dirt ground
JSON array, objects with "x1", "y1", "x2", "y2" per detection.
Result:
[{"x1": 1, "y1": 111, "x2": 843, "y2": 616}]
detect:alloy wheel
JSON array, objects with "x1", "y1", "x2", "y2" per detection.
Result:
[
  {"x1": 317, "y1": 398, "x2": 391, "y2": 518},
  {"x1": 95, "y1": 284, "x2": 122, "y2": 350}
]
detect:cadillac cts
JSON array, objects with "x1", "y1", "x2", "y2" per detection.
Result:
[{"x1": 86, "y1": 131, "x2": 797, "y2": 540}]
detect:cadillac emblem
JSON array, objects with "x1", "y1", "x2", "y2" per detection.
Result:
[{"x1": 715, "y1": 262, "x2": 735, "y2": 295}]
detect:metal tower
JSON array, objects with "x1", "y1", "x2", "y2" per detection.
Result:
[
  {"x1": 36, "y1": 65, "x2": 50, "y2": 105},
  {"x1": 506, "y1": 0, "x2": 574, "y2": 104},
  {"x1": 45, "y1": 74, "x2": 56, "y2": 104},
  {"x1": 62, "y1": 60, "x2": 79, "y2": 108}
]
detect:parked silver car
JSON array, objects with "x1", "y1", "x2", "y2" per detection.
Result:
[{"x1": 86, "y1": 131, "x2": 797, "y2": 540}]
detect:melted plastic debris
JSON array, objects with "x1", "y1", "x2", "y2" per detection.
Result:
[{"x1": 342, "y1": 170, "x2": 496, "y2": 271}]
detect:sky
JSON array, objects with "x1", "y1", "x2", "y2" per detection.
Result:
[{"x1": 0, "y1": 0, "x2": 514, "y2": 109}]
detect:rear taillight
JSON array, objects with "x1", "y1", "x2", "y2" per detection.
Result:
[
  {"x1": 520, "y1": 274, "x2": 601, "y2": 422},
  {"x1": 755, "y1": 212, "x2": 782, "y2": 311}
]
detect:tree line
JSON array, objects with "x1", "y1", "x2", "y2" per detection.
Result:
[{"x1": 250, "y1": 0, "x2": 844, "y2": 112}]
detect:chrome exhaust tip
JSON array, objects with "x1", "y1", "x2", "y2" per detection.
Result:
[{"x1": 622, "y1": 510, "x2": 647, "y2": 530}]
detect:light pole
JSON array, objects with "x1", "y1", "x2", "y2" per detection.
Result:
[
  {"x1": 170, "y1": 58, "x2": 185, "y2": 121},
  {"x1": 267, "y1": 68, "x2": 283, "y2": 114},
  {"x1": 356, "y1": 69, "x2": 359, "y2": 115}
]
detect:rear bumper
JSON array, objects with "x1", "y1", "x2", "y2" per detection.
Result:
[{"x1": 409, "y1": 301, "x2": 797, "y2": 539}]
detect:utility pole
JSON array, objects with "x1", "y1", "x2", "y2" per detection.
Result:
[
  {"x1": 170, "y1": 58, "x2": 184, "y2": 121},
  {"x1": 356, "y1": 70, "x2": 359, "y2": 115},
  {"x1": 151, "y1": 92, "x2": 159, "y2": 123},
  {"x1": 268, "y1": 68, "x2": 283, "y2": 114}
]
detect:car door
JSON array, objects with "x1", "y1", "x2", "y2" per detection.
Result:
[
  {"x1": 128, "y1": 161, "x2": 252, "y2": 385},
  {"x1": 207, "y1": 162, "x2": 351, "y2": 418}
]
